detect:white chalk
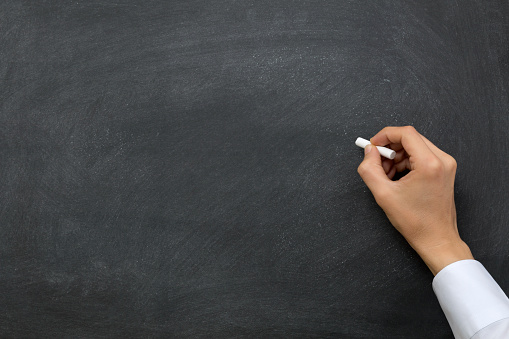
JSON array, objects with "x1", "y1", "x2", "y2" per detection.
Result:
[{"x1": 355, "y1": 137, "x2": 396, "y2": 160}]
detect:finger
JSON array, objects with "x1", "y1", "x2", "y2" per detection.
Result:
[
  {"x1": 389, "y1": 143, "x2": 404, "y2": 151},
  {"x1": 370, "y1": 126, "x2": 433, "y2": 161},
  {"x1": 419, "y1": 134, "x2": 450, "y2": 160},
  {"x1": 382, "y1": 159, "x2": 393, "y2": 174},
  {"x1": 387, "y1": 166, "x2": 397, "y2": 180},
  {"x1": 357, "y1": 145, "x2": 391, "y2": 197},
  {"x1": 419, "y1": 134, "x2": 458, "y2": 178},
  {"x1": 393, "y1": 149, "x2": 407, "y2": 163},
  {"x1": 394, "y1": 158, "x2": 411, "y2": 172}
]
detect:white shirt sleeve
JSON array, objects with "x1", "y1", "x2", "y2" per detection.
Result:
[{"x1": 432, "y1": 259, "x2": 509, "y2": 339}]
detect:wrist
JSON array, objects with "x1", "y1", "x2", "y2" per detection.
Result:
[{"x1": 414, "y1": 239, "x2": 474, "y2": 276}]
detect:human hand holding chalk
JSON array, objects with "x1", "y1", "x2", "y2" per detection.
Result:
[
  {"x1": 356, "y1": 126, "x2": 473, "y2": 276},
  {"x1": 355, "y1": 137, "x2": 395, "y2": 159}
]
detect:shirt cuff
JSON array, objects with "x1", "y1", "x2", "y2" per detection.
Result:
[{"x1": 432, "y1": 259, "x2": 509, "y2": 339}]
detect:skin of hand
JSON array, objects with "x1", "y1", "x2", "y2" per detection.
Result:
[{"x1": 357, "y1": 126, "x2": 473, "y2": 275}]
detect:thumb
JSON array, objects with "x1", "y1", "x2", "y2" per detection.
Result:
[{"x1": 357, "y1": 144, "x2": 390, "y2": 196}]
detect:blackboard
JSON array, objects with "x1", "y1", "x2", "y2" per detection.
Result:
[{"x1": 1, "y1": 1, "x2": 508, "y2": 337}]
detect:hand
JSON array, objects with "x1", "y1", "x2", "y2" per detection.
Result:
[{"x1": 357, "y1": 126, "x2": 473, "y2": 275}]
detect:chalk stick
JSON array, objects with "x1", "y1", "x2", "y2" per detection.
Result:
[{"x1": 355, "y1": 137, "x2": 396, "y2": 159}]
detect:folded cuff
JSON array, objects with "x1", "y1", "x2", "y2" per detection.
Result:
[{"x1": 433, "y1": 260, "x2": 509, "y2": 339}]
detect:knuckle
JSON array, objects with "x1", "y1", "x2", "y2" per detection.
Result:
[{"x1": 426, "y1": 158, "x2": 443, "y2": 174}]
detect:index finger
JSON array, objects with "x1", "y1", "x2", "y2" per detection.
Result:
[{"x1": 370, "y1": 126, "x2": 433, "y2": 160}]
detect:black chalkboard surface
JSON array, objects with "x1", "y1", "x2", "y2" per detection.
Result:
[{"x1": 1, "y1": 1, "x2": 508, "y2": 337}]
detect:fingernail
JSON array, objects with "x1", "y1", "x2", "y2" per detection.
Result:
[{"x1": 365, "y1": 144, "x2": 373, "y2": 154}]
